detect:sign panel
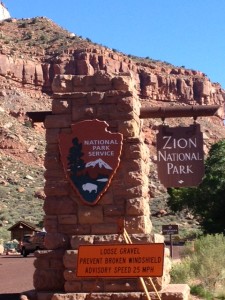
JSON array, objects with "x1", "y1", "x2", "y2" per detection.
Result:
[
  {"x1": 162, "y1": 224, "x2": 179, "y2": 235},
  {"x1": 76, "y1": 244, "x2": 164, "y2": 278},
  {"x1": 59, "y1": 120, "x2": 123, "y2": 205},
  {"x1": 156, "y1": 124, "x2": 204, "y2": 187}
]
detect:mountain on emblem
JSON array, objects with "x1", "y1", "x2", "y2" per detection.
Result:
[
  {"x1": 59, "y1": 120, "x2": 123, "y2": 205},
  {"x1": 86, "y1": 158, "x2": 112, "y2": 170}
]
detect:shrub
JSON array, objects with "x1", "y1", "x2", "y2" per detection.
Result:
[
  {"x1": 171, "y1": 234, "x2": 225, "y2": 297},
  {"x1": 190, "y1": 285, "x2": 213, "y2": 299},
  {"x1": 170, "y1": 257, "x2": 193, "y2": 283}
]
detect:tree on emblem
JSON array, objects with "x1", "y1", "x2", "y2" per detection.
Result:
[{"x1": 67, "y1": 137, "x2": 85, "y2": 181}]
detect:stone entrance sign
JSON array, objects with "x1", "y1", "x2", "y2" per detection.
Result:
[
  {"x1": 33, "y1": 72, "x2": 190, "y2": 300},
  {"x1": 157, "y1": 124, "x2": 204, "y2": 187},
  {"x1": 59, "y1": 119, "x2": 123, "y2": 205}
]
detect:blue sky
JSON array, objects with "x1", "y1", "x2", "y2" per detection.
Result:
[{"x1": 4, "y1": 0, "x2": 225, "y2": 88}]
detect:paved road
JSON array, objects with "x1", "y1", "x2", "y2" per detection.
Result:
[{"x1": 0, "y1": 254, "x2": 35, "y2": 295}]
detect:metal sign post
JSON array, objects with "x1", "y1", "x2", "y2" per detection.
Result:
[{"x1": 162, "y1": 225, "x2": 179, "y2": 258}]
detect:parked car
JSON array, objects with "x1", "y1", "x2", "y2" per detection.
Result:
[
  {"x1": 4, "y1": 240, "x2": 19, "y2": 254},
  {"x1": 19, "y1": 231, "x2": 46, "y2": 257}
]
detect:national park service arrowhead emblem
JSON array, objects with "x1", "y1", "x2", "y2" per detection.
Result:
[{"x1": 59, "y1": 120, "x2": 123, "y2": 205}]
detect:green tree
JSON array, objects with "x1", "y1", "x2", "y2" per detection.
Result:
[
  {"x1": 67, "y1": 137, "x2": 85, "y2": 175},
  {"x1": 167, "y1": 139, "x2": 225, "y2": 234}
]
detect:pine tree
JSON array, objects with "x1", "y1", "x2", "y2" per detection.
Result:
[{"x1": 67, "y1": 137, "x2": 85, "y2": 176}]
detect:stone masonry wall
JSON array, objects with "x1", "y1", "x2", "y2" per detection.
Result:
[{"x1": 33, "y1": 71, "x2": 189, "y2": 299}]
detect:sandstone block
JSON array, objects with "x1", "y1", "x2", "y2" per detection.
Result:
[
  {"x1": 64, "y1": 281, "x2": 82, "y2": 293},
  {"x1": 34, "y1": 257, "x2": 50, "y2": 269},
  {"x1": 44, "y1": 215, "x2": 58, "y2": 233},
  {"x1": 118, "y1": 120, "x2": 140, "y2": 138},
  {"x1": 44, "y1": 168, "x2": 65, "y2": 180},
  {"x1": 58, "y1": 215, "x2": 78, "y2": 225},
  {"x1": 44, "y1": 114, "x2": 71, "y2": 129},
  {"x1": 52, "y1": 99, "x2": 71, "y2": 114},
  {"x1": 151, "y1": 234, "x2": 165, "y2": 243},
  {"x1": 87, "y1": 91, "x2": 104, "y2": 104},
  {"x1": 44, "y1": 181, "x2": 69, "y2": 197},
  {"x1": 81, "y1": 280, "x2": 104, "y2": 292},
  {"x1": 94, "y1": 71, "x2": 112, "y2": 86},
  {"x1": 59, "y1": 224, "x2": 91, "y2": 236},
  {"x1": 45, "y1": 128, "x2": 60, "y2": 144},
  {"x1": 140, "y1": 276, "x2": 163, "y2": 292},
  {"x1": 99, "y1": 190, "x2": 114, "y2": 205},
  {"x1": 78, "y1": 206, "x2": 104, "y2": 224},
  {"x1": 63, "y1": 250, "x2": 78, "y2": 268},
  {"x1": 70, "y1": 235, "x2": 94, "y2": 250},
  {"x1": 126, "y1": 198, "x2": 150, "y2": 216},
  {"x1": 103, "y1": 204, "x2": 125, "y2": 217},
  {"x1": 104, "y1": 90, "x2": 133, "y2": 103},
  {"x1": 164, "y1": 257, "x2": 172, "y2": 273},
  {"x1": 34, "y1": 269, "x2": 64, "y2": 291},
  {"x1": 93, "y1": 234, "x2": 124, "y2": 244},
  {"x1": 44, "y1": 196, "x2": 77, "y2": 215},
  {"x1": 64, "y1": 269, "x2": 77, "y2": 281},
  {"x1": 123, "y1": 171, "x2": 143, "y2": 187},
  {"x1": 125, "y1": 216, "x2": 152, "y2": 234},
  {"x1": 161, "y1": 284, "x2": 190, "y2": 300},
  {"x1": 122, "y1": 159, "x2": 142, "y2": 173},
  {"x1": 50, "y1": 259, "x2": 64, "y2": 269},
  {"x1": 44, "y1": 154, "x2": 61, "y2": 170},
  {"x1": 112, "y1": 76, "x2": 132, "y2": 91},
  {"x1": 52, "y1": 75, "x2": 74, "y2": 93},
  {"x1": 34, "y1": 249, "x2": 65, "y2": 259},
  {"x1": 86, "y1": 293, "x2": 112, "y2": 300},
  {"x1": 104, "y1": 279, "x2": 138, "y2": 292},
  {"x1": 123, "y1": 185, "x2": 149, "y2": 199},
  {"x1": 72, "y1": 75, "x2": 95, "y2": 92},
  {"x1": 72, "y1": 105, "x2": 96, "y2": 121},
  {"x1": 130, "y1": 234, "x2": 154, "y2": 244},
  {"x1": 111, "y1": 293, "x2": 141, "y2": 300},
  {"x1": 109, "y1": 110, "x2": 134, "y2": 121},
  {"x1": 52, "y1": 293, "x2": 86, "y2": 300},
  {"x1": 45, "y1": 232, "x2": 69, "y2": 250},
  {"x1": 91, "y1": 223, "x2": 118, "y2": 235},
  {"x1": 122, "y1": 143, "x2": 143, "y2": 160}
]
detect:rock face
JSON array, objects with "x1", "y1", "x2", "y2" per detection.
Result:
[
  {"x1": 0, "y1": 17, "x2": 224, "y2": 119},
  {"x1": 0, "y1": 3, "x2": 10, "y2": 20},
  {"x1": 0, "y1": 48, "x2": 224, "y2": 113}
]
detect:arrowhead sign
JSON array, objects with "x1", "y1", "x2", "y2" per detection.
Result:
[
  {"x1": 156, "y1": 124, "x2": 204, "y2": 188},
  {"x1": 59, "y1": 120, "x2": 123, "y2": 205}
]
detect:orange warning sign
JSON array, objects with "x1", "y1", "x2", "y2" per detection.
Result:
[{"x1": 76, "y1": 243, "x2": 164, "y2": 278}]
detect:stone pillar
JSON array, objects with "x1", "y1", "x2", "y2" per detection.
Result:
[{"x1": 33, "y1": 71, "x2": 189, "y2": 300}]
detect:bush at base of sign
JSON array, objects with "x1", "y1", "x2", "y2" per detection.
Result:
[{"x1": 170, "y1": 234, "x2": 225, "y2": 298}]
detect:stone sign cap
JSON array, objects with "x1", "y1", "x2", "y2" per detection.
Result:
[
  {"x1": 59, "y1": 119, "x2": 123, "y2": 205},
  {"x1": 156, "y1": 124, "x2": 204, "y2": 187}
]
